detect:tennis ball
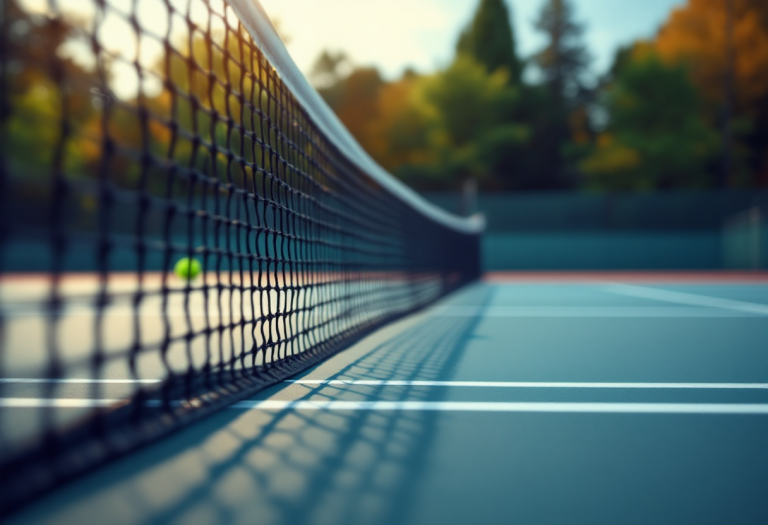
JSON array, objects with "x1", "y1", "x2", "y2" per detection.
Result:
[{"x1": 174, "y1": 257, "x2": 202, "y2": 281}]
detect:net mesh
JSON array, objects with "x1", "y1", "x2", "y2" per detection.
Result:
[{"x1": 0, "y1": 0, "x2": 481, "y2": 513}]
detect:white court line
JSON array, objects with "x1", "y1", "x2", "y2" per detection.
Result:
[
  {"x1": 2, "y1": 398, "x2": 768, "y2": 414},
  {"x1": 287, "y1": 380, "x2": 768, "y2": 389},
  {"x1": 0, "y1": 398, "x2": 126, "y2": 408},
  {"x1": 431, "y1": 306, "x2": 760, "y2": 317},
  {"x1": 231, "y1": 400, "x2": 768, "y2": 414},
  {"x1": 0, "y1": 307, "x2": 260, "y2": 318},
  {"x1": 3, "y1": 379, "x2": 766, "y2": 389},
  {"x1": 604, "y1": 284, "x2": 768, "y2": 316},
  {"x1": 0, "y1": 378, "x2": 161, "y2": 384}
]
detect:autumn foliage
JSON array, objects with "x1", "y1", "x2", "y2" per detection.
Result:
[{"x1": 318, "y1": 0, "x2": 768, "y2": 191}]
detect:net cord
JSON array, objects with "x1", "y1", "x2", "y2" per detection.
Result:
[{"x1": 229, "y1": 0, "x2": 485, "y2": 235}]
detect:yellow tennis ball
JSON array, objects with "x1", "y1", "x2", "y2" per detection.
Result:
[{"x1": 174, "y1": 257, "x2": 202, "y2": 280}]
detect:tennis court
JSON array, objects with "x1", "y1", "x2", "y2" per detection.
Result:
[{"x1": 1, "y1": 273, "x2": 767, "y2": 524}]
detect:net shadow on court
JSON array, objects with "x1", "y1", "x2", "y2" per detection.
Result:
[{"x1": 9, "y1": 286, "x2": 493, "y2": 525}]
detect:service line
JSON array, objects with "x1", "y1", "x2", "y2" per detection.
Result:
[
  {"x1": 287, "y1": 380, "x2": 768, "y2": 389},
  {"x1": 3, "y1": 398, "x2": 768, "y2": 415},
  {"x1": 2, "y1": 379, "x2": 766, "y2": 389}
]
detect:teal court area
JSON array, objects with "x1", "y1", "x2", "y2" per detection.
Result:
[{"x1": 6, "y1": 277, "x2": 768, "y2": 525}]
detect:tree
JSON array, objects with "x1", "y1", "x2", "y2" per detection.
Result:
[
  {"x1": 456, "y1": 0, "x2": 523, "y2": 83},
  {"x1": 526, "y1": 0, "x2": 592, "y2": 189},
  {"x1": 315, "y1": 65, "x2": 385, "y2": 157},
  {"x1": 533, "y1": 0, "x2": 591, "y2": 104},
  {"x1": 657, "y1": 0, "x2": 768, "y2": 113},
  {"x1": 655, "y1": 0, "x2": 768, "y2": 186},
  {"x1": 580, "y1": 44, "x2": 718, "y2": 190},
  {"x1": 364, "y1": 72, "x2": 432, "y2": 174},
  {"x1": 2, "y1": 0, "x2": 113, "y2": 187},
  {"x1": 393, "y1": 56, "x2": 529, "y2": 190}
]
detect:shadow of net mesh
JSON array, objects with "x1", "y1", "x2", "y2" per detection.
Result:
[{"x1": 0, "y1": 0, "x2": 481, "y2": 513}]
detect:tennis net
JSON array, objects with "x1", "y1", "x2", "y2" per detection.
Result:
[{"x1": 0, "y1": 0, "x2": 482, "y2": 514}]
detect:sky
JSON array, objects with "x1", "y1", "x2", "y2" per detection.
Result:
[
  {"x1": 16, "y1": 0, "x2": 687, "y2": 98},
  {"x1": 259, "y1": 0, "x2": 686, "y2": 82}
]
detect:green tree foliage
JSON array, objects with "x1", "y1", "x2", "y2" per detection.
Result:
[
  {"x1": 316, "y1": 67, "x2": 385, "y2": 148},
  {"x1": 395, "y1": 56, "x2": 529, "y2": 190},
  {"x1": 311, "y1": 0, "x2": 531, "y2": 191},
  {"x1": 533, "y1": 0, "x2": 590, "y2": 103},
  {"x1": 456, "y1": 0, "x2": 523, "y2": 82},
  {"x1": 304, "y1": 0, "x2": 768, "y2": 192},
  {"x1": 3, "y1": 2, "x2": 101, "y2": 182},
  {"x1": 312, "y1": 52, "x2": 529, "y2": 191},
  {"x1": 364, "y1": 72, "x2": 433, "y2": 173},
  {"x1": 581, "y1": 45, "x2": 718, "y2": 190},
  {"x1": 528, "y1": 0, "x2": 592, "y2": 189}
]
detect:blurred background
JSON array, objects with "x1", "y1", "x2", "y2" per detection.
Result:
[
  {"x1": 3, "y1": 0, "x2": 767, "y2": 272},
  {"x1": 264, "y1": 0, "x2": 768, "y2": 271}
]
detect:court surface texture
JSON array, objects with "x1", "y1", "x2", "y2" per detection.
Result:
[{"x1": 5, "y1": 274, "x2": 768, "y2": 525}]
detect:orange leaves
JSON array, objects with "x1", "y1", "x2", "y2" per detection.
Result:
[
  {"x1": 656, "y1": 0, "x2": 768, "y2": 111},
  {"x1": 366, "y1": 76, "x2": 432, "y2": 171},
  {"x1": 332, "y1": 68, "x2": 386, "y2": 156},
  {"x1": 580, "y1": 134, "x2": 641, "y2": 178}
]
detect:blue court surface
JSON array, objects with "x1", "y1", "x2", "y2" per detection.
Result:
[{"x1": 7, "y1": 278, "x2": 768, "y2": 525}]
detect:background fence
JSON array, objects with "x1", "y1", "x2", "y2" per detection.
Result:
[
  {"x1": 421, "y1": 190, "x2": 768, "y2": 271},
  {"x1": 2, "y1": 190, "x2": 766, "y2": 273}
]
